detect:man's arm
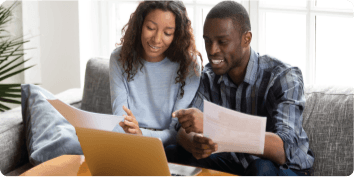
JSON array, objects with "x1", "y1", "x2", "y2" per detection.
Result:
[
  {"x1": 174, "y1": 108, "x2": 286, "y2": 164},
  {"x1": 262, "y1": 67, "x2": 313, "y2": 169},
  {"x1": 253, "y1": 132, "x2": 286, "y2": 165}
]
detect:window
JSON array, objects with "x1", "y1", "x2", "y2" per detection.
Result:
[
  {"x1": 84, "y1": 0, "x2": 353, "y2": 87},
  {"x1": 254, "y1": 0, "x2": 354, "y2": 86},
  {"x1": 99, "y1": 0, "x2": 241, "y2": 65}
]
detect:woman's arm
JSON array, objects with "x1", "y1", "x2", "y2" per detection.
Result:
[
  {"x1": 109, "y1": 47, "x2": 129, "y2": 133},
  {"x1": 140, "y1": 118, "x2": 179, "y2": 147}
]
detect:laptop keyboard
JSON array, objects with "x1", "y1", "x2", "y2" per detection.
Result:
[{"x1": 171, "y1": 173, "x2": 185, "y2": 176}]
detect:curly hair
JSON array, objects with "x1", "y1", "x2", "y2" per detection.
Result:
[{"x1": 117, "y1": 1, "x2": 203, "y2": 98}]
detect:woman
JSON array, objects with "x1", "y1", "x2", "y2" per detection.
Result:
[{"x1": 109, "y1": 1, "x2": 203, "y2": 147}]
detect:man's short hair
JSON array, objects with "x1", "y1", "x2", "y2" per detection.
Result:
[{"x1": 206, "y1": 1, "x2": 251, "y2": 35}]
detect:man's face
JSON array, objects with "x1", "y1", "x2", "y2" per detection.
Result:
[{"x1": 203, "y1": 18, "x2": 245, "y2": 75}]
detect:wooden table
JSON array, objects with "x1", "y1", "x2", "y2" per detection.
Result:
[{"x1": 20, "y1": 155, "x2": 234, "y2": 176}]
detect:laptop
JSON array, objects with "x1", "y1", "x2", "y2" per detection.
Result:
[
  {"x1": 47, "y1": 98, "x2": 201, "y2": 176},
  {"x1": 75, "y1": 126, "x2": 202, "y2": 176}
]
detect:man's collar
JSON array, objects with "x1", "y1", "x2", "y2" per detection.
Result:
[
  {"x1": 217, "y1": 47, "x2": 258, "y2": 87},
  {"x1": 243, "y1": 47, "x2": 259, "y2": 85},
  {"x1": 217, "y1": 73, "x2": 237, "y2": 88}
]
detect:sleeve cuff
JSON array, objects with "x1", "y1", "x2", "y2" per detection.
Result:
[
  {"x1": 140, "y1": 128, "x2": 152, "y2": 137},
  {"x1": 275, "y1": 131, "x2": 295, "y2": 170}
]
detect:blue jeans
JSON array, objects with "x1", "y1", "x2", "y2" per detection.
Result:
[{"x1": 165, "y1": 144, "x2": 313, "y2": 176}]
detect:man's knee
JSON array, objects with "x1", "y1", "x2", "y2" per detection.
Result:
[
  {"x1": 165, "y1": 144, "x2": 180, "y2": 162},
  {"x1": 245, "y1": 159, "x2": 279, "y2": 176}
]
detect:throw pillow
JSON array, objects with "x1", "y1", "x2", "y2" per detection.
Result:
[{"x1": 21, "y1": 84, "x2": 83, "y2": 165}]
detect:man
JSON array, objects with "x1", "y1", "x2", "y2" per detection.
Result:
[{"x1": 165, "y1": 1, "x2": 314, "y2": 176}]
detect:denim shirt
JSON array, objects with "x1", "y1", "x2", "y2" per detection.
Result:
[{"x1": 190, "y1": 48, "x2": 314, "y2": 170}]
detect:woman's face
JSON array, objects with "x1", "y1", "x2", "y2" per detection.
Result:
[{"x1": 141, "y1": 9, "x2": 176, "y2": 62}]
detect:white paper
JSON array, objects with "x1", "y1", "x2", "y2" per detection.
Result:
[
  {"x1": 47, "y1": 99, "x2": 123, "y2": 131},
  {"x1": 203, "y1": 100, "x2": 267, "y2": 155}
]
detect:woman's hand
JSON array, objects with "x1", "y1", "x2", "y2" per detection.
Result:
[{"x1": 119, "y1": 106, "x2": 142, "y2": 135}]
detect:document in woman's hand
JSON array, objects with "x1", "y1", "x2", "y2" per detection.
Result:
[{"x1": 47, "y1": 99, "x2": 123, "y2": 131}]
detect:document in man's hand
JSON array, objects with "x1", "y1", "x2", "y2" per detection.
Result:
[
  {"x1": 203, "y1": 100, "x2": 267, "y2": 155},
  {"x1": 47, "y1": 99, "x2": 123, "y2": 131}
]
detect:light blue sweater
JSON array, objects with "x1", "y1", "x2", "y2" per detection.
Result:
[{"x1": 109, "y1": 46, "x2": 201, "y2": 146}]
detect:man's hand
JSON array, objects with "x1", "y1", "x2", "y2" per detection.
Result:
[
  {"x1": 190, "y1": 134, "x2": 218, "y2": 160},
  {"x1": 172, "y1": 108, "x2": 203, "y2": 134},
  {"x1": 119, "y1": 106, "x2": 142, "y2": 135}
]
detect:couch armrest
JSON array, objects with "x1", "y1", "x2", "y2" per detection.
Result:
[
  {"x1": 55, "y1": 88, "x2": 83, "y2": 108},
  {"x1": 0, "y1": 107, "x2": 29, "y2": 175}
]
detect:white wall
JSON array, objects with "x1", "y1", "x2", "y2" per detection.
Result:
[
  {"x1": 2, "y1": 0, "x2": 81, "y2": 96},
  {"x1": 22, "y1": 1, "x2": 42, "y2": 85},
  {"x1": 78, "y1": 1, "x2": 101, "y2": 90},
  {"x1": 36, "y1": 1, "x2": 81, "y2": 94}
]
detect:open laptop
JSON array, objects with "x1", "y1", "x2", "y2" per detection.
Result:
[
  {"x1": 47, "y1": 98, "x2": 201, "y2": 176},
  {"x1": 75, "y1": 127, "x2": 202, "y2": 176}
]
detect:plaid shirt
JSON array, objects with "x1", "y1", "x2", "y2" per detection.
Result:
[{"x1": 191, "y1": 48, "x2": 314, "y2": 170}]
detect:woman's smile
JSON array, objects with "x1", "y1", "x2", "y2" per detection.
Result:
[
  {"x1": 148, "y1": 42, "x2": 161, "y2": 50},
  {"x1": 141, "y1": 9, "x2": 175, "y2": 62}
]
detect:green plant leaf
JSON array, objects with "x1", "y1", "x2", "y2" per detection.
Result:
[
  {"x1": 0, "y1": 55, "x2": 23, "y2": 72},
  {"x1": 0, "y1": 39, "x2": 24, "y2": 52},
  {"x1": 0, "y1": 51, "x2": 24, "y2": 55},
  {"x1": 7, "y1": 41, "x2": 28, "y2": 48},
  {"x1": 0, "y1": 1, "x2": 35, "y2": 110},
  {"x1": 0, "y1": 43, "x2": 11, "y2": 56},
  {"x1": 0, "y1": 65, "x2": 35, "y2": 81},
  {"x1": 0, "y1": 83, "x2": 21, "y2": 88},
  {"x1": 0, "y1": 88, "x2": 21, "y2": 92},
  {"x1": 0, "y1": 53, "x2": 24, "y2": 61},
  {"x1": 0, "y1": 54, "x2": 25, "y2": 60},
  {"x1": 0, "y1": 92, "x2": 21, "y2": 98},
  {"x1": 0, "y1": 97, "x2": 21, "y2": 104},
  {"x1": 0, "y1": 57, "x2": 29, "y2": 75},
  {"x1": 0, "y1": 46, "x2": 21, "y2": 64},
  {"x1": 0, "y1": 43, "x2": 18, "y2": 63},
  {"x1": 0, "y1": 103, "x2": 11, "y2": 111}
]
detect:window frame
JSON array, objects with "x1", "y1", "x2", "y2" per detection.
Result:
[
  {"x1": 249, "y1": 0, "x2": 354, "y2": 86},
  {"x1": 89, "y1": 0, "x2": 353, "y2": 86}
]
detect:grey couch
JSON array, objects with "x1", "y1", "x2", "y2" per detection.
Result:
[{"x1": 1, "y1": 58, "x2": 353, "y2": 176}]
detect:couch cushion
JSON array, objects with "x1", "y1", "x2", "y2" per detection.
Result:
[
  {"x1": 81, "y1": 57, "x2": 112, "y2": 114},
  {"x1": 303, "y1": 86, "x2": 353, "y2": 176},
  {"x1": 21, "y1": 84, "x2": 83, "y2": 166},
  {"x1": 0, "y1": 87, "x2": 83, "y2": 175}
]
